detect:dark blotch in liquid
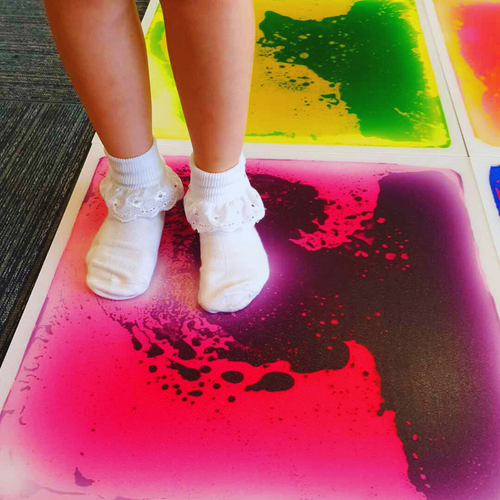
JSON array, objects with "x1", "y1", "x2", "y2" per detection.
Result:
[
  {"x1": 221, "y1": 371, "x2": 244, "y2": 384},
  {"x1": 169, "y1": 362, "x2": 200, "y2": 381},
  {"x1": 245, "y1": 372, "x2": 295, "y2": 393}
]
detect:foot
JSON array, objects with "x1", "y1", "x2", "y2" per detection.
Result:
[
  {"x1": 86, "y1": 138, "x2": 183, "y2": 300},
  {"x1": 86, "y1": 212, "x2": 165, "y2": 300},
  {"x1": 199, "y1": 226, "x2": 269, "y2": 313},
  {"x1": 184, "y1": 151, "x2": 269, "y2": 313}
]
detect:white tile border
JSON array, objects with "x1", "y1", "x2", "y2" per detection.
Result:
[
  {"x1": 411, "y1": 0, "x2": 466, "y2": 157},
  {"x1": 140, "y1": 0, "x2": 159, "y2": 35},
  {"x1": 1, "y1": 146, "x2": 500, "y2": 411}
]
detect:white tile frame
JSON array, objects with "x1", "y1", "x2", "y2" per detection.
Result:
[{"x1": 1, "y1": 142, "x2": 499, "y2": 411}]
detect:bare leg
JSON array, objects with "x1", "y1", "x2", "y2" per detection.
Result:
[
  {"x1": 160, "y1": 0, "x2": 255, "y2": 173},
  {"x1": 44, "y1": 0, "x2": 153, "y2": 158}
]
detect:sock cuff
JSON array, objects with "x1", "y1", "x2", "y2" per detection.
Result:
[
  {"x1": 188, "y1": 152, "x2": 247, "y2": 203},
  {"x1": 104, "y1": 137, "x2": 165, "y2": 187}
]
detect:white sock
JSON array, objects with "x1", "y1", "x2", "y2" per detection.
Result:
[
  {"x1": 86, "y1": 138, "x2": 183, "y2": 300},
  {"x1": 184, "y1": 152, "x2": 270, "y2": 313}
]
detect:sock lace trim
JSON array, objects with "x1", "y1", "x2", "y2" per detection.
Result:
[
  {"x1": 184, "y1": 182, "x2": 265, "y2": 233},
  {"x1": 100, "y1": 164, "x2": 184, "y2": 223}
]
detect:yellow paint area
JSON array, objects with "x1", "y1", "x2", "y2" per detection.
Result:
[{"x1": 145, "y1": 0, "x2": 447, "y2": 147}]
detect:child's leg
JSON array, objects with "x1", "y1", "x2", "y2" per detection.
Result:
[
  {"x1": 161, "y1": 0, "x2": 269, "y2": 312},
  {"x1": 44, "y1": 0, "x2": 183, "y2": 299},
  {"x1": 44, "y1": 0, "x2": 153, "y2": 158},
  {"x1": 160, "y1": 0, "x2": 255, "y2": 173}
]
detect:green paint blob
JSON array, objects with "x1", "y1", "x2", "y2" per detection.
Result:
[
  {"x1": 257, "y1": 1, "x2": 450, "y2": 145},
  {"x1": 147, "y1": 13, "x2": 167, "y2": 63}
]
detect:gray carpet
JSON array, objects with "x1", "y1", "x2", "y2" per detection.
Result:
[{"x1": 0, "y1": 0, "x2": 150, "y2": 365}]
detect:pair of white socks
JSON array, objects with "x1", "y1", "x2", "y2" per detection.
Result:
[{"x1": 86, "y1": 139, "x2": 269, "y2": 313}]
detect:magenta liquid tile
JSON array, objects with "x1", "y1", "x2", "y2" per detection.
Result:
[{"x1": 1, "y1": 157, "x2": 500, "y2": 499}]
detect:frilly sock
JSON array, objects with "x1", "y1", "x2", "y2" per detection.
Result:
[
  {"x1": 86, "y1": 138, "x2": 183, "y2": 300},
  {"x1": 184, "y1": 152, "x2": 269, "y2": 313}
]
